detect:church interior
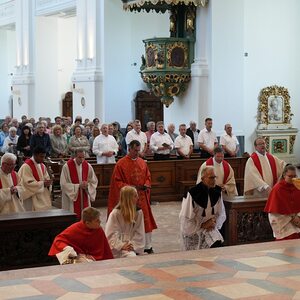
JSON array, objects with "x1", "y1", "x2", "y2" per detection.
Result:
[{"x1": 1, "y1": 0, "x2": 300, "y2": 299}]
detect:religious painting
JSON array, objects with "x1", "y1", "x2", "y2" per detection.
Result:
[
  {"x1": 271, "y1": 139, "x2": 287, "y2": 154},
  {"x1": 257, "y1": 85, "x2": 293, "y2": 130},
  {"x1": 268, "y1": 95, "x2": 283, "y2": 123}
]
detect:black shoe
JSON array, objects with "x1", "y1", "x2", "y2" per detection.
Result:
[{"x1": 144, "y1": 247, "x2": 154, "y2": 254}]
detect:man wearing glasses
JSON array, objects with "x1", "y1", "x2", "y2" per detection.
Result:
[
  {"x1": 265, "y1": 165, "x2": 300, "y2": 240},
  {"x1": 179, "y1": 166, "x2": 226, "y2": 250},
  {"x1": 244, "y1": 137, "x2": 285, "y2": 196}
]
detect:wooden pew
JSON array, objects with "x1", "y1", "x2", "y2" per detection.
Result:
[
  {"x1": 0, "y1": 210, "x2": 77, "y2": 270},
  {"x1": 45, "y1": 156, "x2": 249, "y2": 207},
  {"x1": 223, "y1": 196, "x2": 273, "y2": 246},
  {"x1": 92, "y1": 156, "x2": 249, "y2": 207}
]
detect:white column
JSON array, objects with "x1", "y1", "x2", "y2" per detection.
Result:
[
  {"x1": 72, "y1": 0, "x2": 104, "y2": 121},
  {"x1": 12, "y1": 0, "x2": 35, "y2": 119},
  {"x1": 190, "y1": 5, "x2": 210, "y2": 125}
]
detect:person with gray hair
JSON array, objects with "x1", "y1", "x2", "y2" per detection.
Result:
[
  {"x1": 179, "y1": 166, "x2": 226, "y2": 250},
  {"x1": 1, "y1": 127, "x2": 18, "y2": 154},
  {"x1": 0, "y1": 153, "x2": 25, "y2": 214}
]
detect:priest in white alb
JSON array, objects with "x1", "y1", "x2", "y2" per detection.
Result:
[
  {"x1": 60, "y1": 149, "x2": 98, "y2": 219},
  {"x1": 180, "y1": 166, "x2": 226, "y2": 250},
  {"x1": 0, "y1": 153, "x2": 25, "y2": 214},
  {"x1": 18, "y1": 146, "x2": 52, "y2": 211},
  {"x1": 244, "y1": 137, "x2": 285, "y2": 196},
  {"x1": 197, "y1": 147, "x2": 238, "y2": 197}
]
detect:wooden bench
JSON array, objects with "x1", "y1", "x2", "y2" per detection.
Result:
[
  {"x1": 45, "y1": 156, "x2": 249, "y2": 207},
  {"x1": 0, "y1": 210, "x2": 77, "y2": 270},
  {"x1": 223, "y1": 196, "x2": 273, "y2": 246}
]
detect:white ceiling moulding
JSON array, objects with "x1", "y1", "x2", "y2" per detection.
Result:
[
  {"x1": 0, "y1": 0, "x2": 15, "y2": 27},
  {"x1": 35, "y1": 0, "x2": 76, "y2": 17}
]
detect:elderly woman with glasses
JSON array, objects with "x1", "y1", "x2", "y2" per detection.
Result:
[{"x1": 69, "y1": 125, "x2": 90, "y2": 157}]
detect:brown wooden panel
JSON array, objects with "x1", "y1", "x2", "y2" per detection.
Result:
[{"x1": 48, "y1": 156, "x2": 249, "y2": 207}]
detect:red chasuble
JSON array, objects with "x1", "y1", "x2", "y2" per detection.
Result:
[
  {"x1": 67, "y1": 159, "x2": 89, "y2": 219},
  {"x1": 25, "y1": 159, "x2": 45, "y2": 181},
  {"x1": 107, "y1": 155, "x2": 157, "y2": 233},
  {"x1": 265, "y1": 180, "x2": 300, "y2": 214},
  {"x1": 251, "y1": 152, "x2": 277, "y2": 186},
  {"x1": 48, "y1": 221, "x2": 113, "y2": 260},
  {"x1": 206, "y1": 157, "x2": 230, "y2": 184},
  {"x1": 0, "y1": 171, "x2": 17, "y2": 189}
]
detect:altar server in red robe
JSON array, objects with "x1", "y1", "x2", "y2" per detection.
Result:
[
  {"x1": 265, "y1": 165, "x2": 300, "y2": 240},
  {"x1": 49, "y1": 207, "x2": 113, "y2": 264},
  {"x1": 108, "y1": 140, "x2": 157, "y2": 254}
]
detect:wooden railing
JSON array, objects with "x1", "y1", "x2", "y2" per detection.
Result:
[{"x1": 45, "y1": 156, "x2": 249, "y2": 207}]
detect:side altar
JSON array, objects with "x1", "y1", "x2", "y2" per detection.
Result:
[{"x1": 256, "y1": 85, "x2": 298, "y2": 163}]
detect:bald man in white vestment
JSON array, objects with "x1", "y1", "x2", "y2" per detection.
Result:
[
  {"x1": 0, "y1": 153, "x2": 25, "y2": 214},
  {"x1": 244, "y1": 137, "x2": 285, "y2": 197}
]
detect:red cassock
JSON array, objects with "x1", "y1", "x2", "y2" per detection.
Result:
[
  {"x1": 107, "y1": 155, "x2": 157, "y2": 233},
  {"x1": 265, "y1": 180, "x2": 300, "y2": 215},
  {"x1": 48, "y1": 221, "x2": 113, "y2": 260}
]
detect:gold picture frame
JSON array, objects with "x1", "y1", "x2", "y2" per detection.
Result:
[{"x1": 257, "y1": 85, "x2": 293, "y2": 127}]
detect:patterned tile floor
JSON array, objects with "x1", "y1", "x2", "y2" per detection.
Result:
[{"x1": 1, "y1": 240, "x2": 300, "y2": 299}]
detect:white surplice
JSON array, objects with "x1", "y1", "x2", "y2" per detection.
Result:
[
  {"x1": 179, "y1": 192, "x2": 226, "y2": 250},
  {"x1": 105, "y1": 208, "x2": 145, "y2": 258},
  {"x1": 18, "y1": 158, "x2": 52, "y2": 211},
  {"x1": 0, "y1": 169, "x2": 25, "y2": 214},
  {"x1": 244, "y1": 152, "x2": 285, "y2": 196},
  {"x1": 60, "y1": 160, "x2": 98, "y2": 213}
]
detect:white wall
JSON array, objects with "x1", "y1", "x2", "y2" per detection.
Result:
[
  {"x1": 243, "y1": 0, "x2": 300, "y2": 159},
  {"x1": 104, "y1": 0, "x2": 169, "y2": 126},
  {"x1": 57, "y1": 17, "x2": 76, "y2": 112},
  {"x1": 35, "y1": 16, "x2": 76, "y2": 120},
  {"x1": 0, "y1": 28, "x2": 15, "y2": 119}
]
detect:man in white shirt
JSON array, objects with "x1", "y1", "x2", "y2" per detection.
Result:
[
  {"x1": 198, "y1": 118, "x2": 218, "y2": 158},
  {"x1": 179, "y1": 166, "x2": 226, "y2": 250},
  {"x1": 125, "y1": 119, "x2": 147, "y2": 158},
  {"x1": 220, "y1": 123, "x2": 239, "y2": 157},
  {"x1": 244, "y1": 137, "x2": 285, "y2": 196},
  {"x1": 174, "y1": 124, "x2": 193, "y2": 159},
  {"x1": 92, "y1": 124, "x2": 119, "y2": 164},
  {"x1": 150, "y1": 121, "x2": 174, "y2": 160},
  {"x1": 186, "y1": 121, "x2": 200, "y2": 153}
]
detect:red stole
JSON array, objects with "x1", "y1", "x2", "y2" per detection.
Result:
[
  {"x1": 67, "y1": 159, "x2": 89, "y2": 219},
  {"x1": 251, "y1": 152, "x2": 277, "y2": 186},
  {"x1": 0, "y1": 171, "x2": 18, "y2": 189},
  {"x1": 25, "y1": 159, "x2": 45, "y2": 181},
  {"x1": 265, "y1": 180, "x2": 300, "y2": 214},
  {"x1": 206, "y1": 157, "x2": 230, "y2": 184}
]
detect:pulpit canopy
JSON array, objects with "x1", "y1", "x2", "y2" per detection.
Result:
[{"x1": 122, "y1": 0, "x2": 208, "y2": 12}]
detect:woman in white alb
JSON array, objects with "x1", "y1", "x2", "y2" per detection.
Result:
[{"x1": 105, "y1": 186, "x2": 145, "y2": 258}]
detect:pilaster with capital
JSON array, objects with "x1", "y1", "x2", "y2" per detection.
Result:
[{"x1": 72, "y1": 0, "x2": 104, "y2": 120}]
